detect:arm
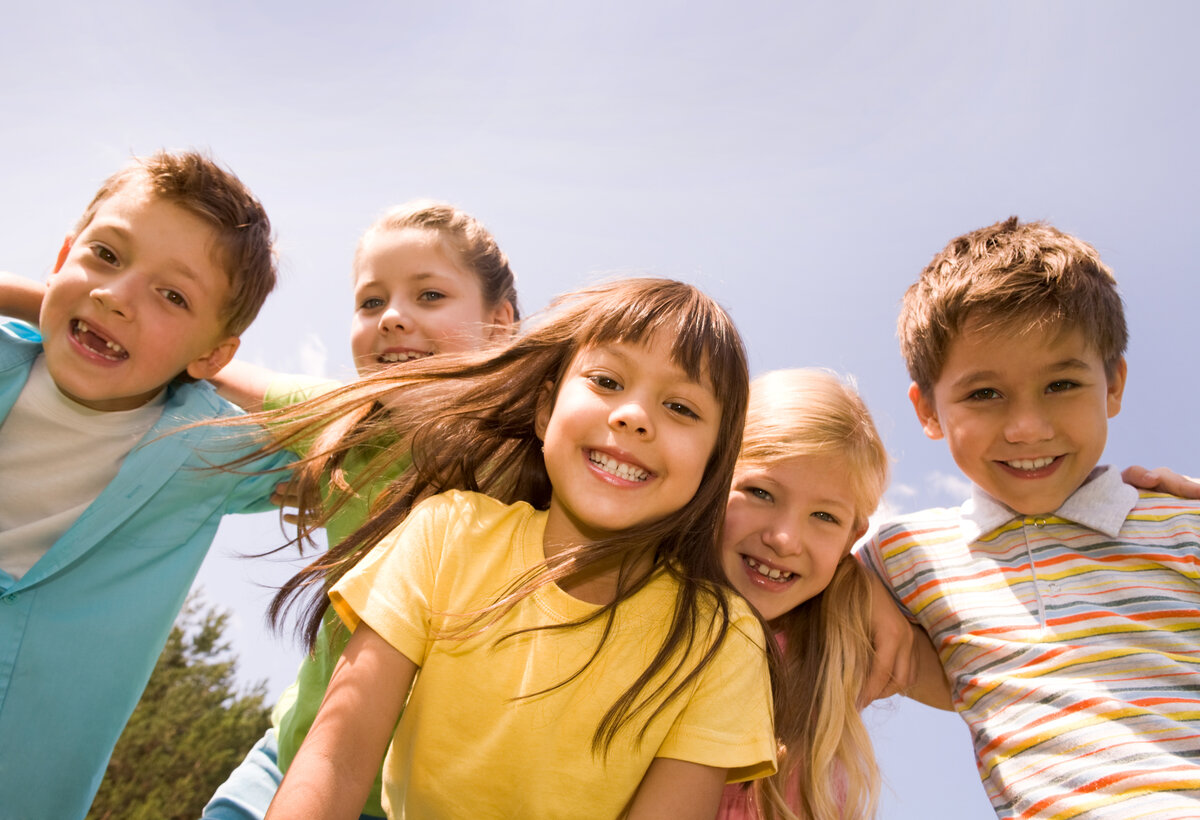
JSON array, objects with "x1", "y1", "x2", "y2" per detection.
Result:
[
  {"x1": 621, "y1": 758, "x2": 726, "y2": 820},
  {"x1": 266, "y1": 623, "x2": 417, "y2": 820},
  {"x1": 1122, "y1": 465, "x2": 1200, "y2": 499},
  {"x1": 902, "y1": 625, "x2": 953, "y2": 710},
  {"x1": 208, "y1": 359, "x2": 279, "y2": 413},
  {"x1": 0, "y1": 272, "x2": 45, "y2": 325}
]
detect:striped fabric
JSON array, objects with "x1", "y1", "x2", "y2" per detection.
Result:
[{"x1": 861, "y1": 467, "x2": 1200, "y2": 819}]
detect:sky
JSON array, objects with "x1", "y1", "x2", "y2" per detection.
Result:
[{"x1": 4, "y1": 2, "x2": 1198, "y2": 818}]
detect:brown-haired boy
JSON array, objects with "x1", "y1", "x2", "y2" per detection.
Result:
[
  {"x1": 860, "y1": 217, "x2": 1200, "y2": 818},
  {"x1": 0, "y1": 151, "x2": 292, "y2": 819}
]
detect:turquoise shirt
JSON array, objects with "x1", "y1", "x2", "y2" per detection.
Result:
[{"x1": 0, "y1": 325, "x2": 294, "y2": 820}]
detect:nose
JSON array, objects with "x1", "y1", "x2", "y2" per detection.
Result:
[
  {"x1": 90, "y1": 278, "x2": 133, "y2": 319},
  {"x1": 1004, "y1": 398, "x2": 1054, "y2": 444},
  {"x1": 378, "y1": 301, "x2": 409, "y2": 333},
  {"x1": 762, "y1": 513, "x2": 804, "y2": 558},
  {"x1": 609, "y1": 400, "x2": 654, "y2": 439}
]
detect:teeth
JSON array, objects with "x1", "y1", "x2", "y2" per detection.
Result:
[
  {"x1": 75, "y1": 321, "x2": 126, "y2": 357},
  {"x1": 1006, "y1": 456, "x2": 1055, "y2": 471},
  {"x1": 745, "y1": 556, "x2": 794, "y2": 581},
  {"x1": 589, "y1": 451, "x2": 649, "y2": 482},
  {"x1": 377, "y1": 350, "x2": 431, "y2": 364}
]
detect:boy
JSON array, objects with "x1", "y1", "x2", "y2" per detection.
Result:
[
  {"x1": 0, "y1": 151, "x2": 291, "y2": 820},
  {"x1": 860, "y1": 217, "x2": 1200, "y2": 819}
]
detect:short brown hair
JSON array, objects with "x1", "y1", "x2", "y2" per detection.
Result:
[
  {"x1": 75, "y1": 150, "x2": 277, "y2": 336},
  {"x1": 899, "y1": 216, "x2": 1127, "y2": 394}
]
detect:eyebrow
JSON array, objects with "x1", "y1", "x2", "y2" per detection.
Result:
[
  {"x1": 949, "y1": 358, "x2": 1094, "y2": 390},
  {"x1": 90, "y1": 223, "x2": 212, "y2": 291}
]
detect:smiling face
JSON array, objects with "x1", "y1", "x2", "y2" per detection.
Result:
[
  {"x1": 349, "y1": 227, "x2": 512, "y2": 375},
  {"x1": 536, "y1": 332, "x2": 721, "y2": 548},
  {"x1": 910, "y1": 317, "x2": 1125, "y2": 515},
  {"x1": 39, "y1": 181, "x2": 239, "y2": 412},
  {"x1": 721, "y1": 453, "x2": 863, "y2": 622}
]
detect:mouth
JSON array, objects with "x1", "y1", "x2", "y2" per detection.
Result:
[
  {"x1": 1001, "y1": 456, "x2": 1060, "y2": 473},
  {"x1": 587, "y1": 450, "x2": 650, "y2": 482},
  {"x1": 743, "y1": 555, "x2": 796, "y2": 583},
  {"x1": 73, "y1": 320, "x2": 128, "y2": 361},
  {"x1": 377, "y1": 350, "x2": 433, "y2": 365}
]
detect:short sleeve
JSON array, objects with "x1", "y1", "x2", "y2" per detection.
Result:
[
  {"x1": 853, "y1": 533, "x2": 915, "y2": 619},
  {"x1": 329, "y1": 495, "x2": 449, "y2": 666},
  {"x1": 659, "y1": 608, "x2": 777, "y2": 783}
]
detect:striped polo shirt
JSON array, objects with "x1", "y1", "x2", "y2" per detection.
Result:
[{"x1": 861, "y1": 466, "x2": 1200, "y2": 819}]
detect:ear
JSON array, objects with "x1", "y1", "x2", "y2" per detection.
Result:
[
  {"x1": 185, "y1": 336, "x2": 240, "y2": 381},
  {"x1": 53, "y1": 235, "x2": 73, "y2": 274},
  {"x1": 1106, "y1": 357, "x2": 1127, "y2": 419},
  {"x1": 534, "y1": 380, "x2": 555, "y2": 440},
  {"x1": 908, "y1": 382, "x2": 944, "y2": 441},
  {"x1": 485, "y1": 300, "x2": 516, "y2": 341}
]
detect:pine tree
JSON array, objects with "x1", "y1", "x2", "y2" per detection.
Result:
[{"x1": 86, "y1": 595, "x2": 272, "y2": 820}]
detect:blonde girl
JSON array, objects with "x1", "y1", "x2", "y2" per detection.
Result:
[
  {"x1": 203, "y1": 201, "x2": 518, "y2": 820},
  {"x1": 718, "y1": 369, "x2": 890, "y2": 820},
  {"x1": 262, "y1": 278, "x2": 775, "y2": 819}
]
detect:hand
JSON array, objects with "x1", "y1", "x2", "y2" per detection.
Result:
[
  {"x1": 1122, "y1": 466, "x2": 1200, "y2": 499},
  {"x1": 861, "y1": 570, "x2": 917, "y2": 706},
  {"x1": 270, "y1": 479, "x2": 302, "y2": 526}
]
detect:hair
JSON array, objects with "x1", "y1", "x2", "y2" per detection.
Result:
[
  {"x1": 73, "y1": 150, "x2": 277, "y2": 337},
  {"x1": 253, "y1": 277, "x2": 749, "y2": 752},
  {"x1": 899, "y1": 216, "x2": 1128, "y2": 396},
  {"x1": 354, "y1": 199, "x2": 520, "y2": 319},
  {"x1": 738, "y1": 369, "x2": 887, "y2": 820}
]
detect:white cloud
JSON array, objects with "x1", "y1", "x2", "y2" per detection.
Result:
[{"x1": 297, "y1": 333, "x2": 328, "y2": 379}]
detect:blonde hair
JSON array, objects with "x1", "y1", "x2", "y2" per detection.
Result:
[
  {"x1": 354, "y1": 199, "x2": 519, "y2": 319},
  {"x1": 740, "y1": 369, "x2": 886, "y2": 820},
  {"x1": 255, "y1": 277, "x2": 750, "y2": 753},
  {"x1": 900, "y1": 216, "x2": 1127, "y2": 395}
]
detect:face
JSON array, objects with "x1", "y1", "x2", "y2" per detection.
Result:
[
  {"x1": 721, "y1": 454, "x2": 863, "y2": 622},
  {"x1": 911, "y1": 318, "x2": 1125, "y2": 515},
  {"x1": 39, "y1": 181, "x2": 238, "y2": 412},
  {"x1": 536, "y1": 332, "x2": 721, "y2": 548},
  {"x1": 349, "y1": 228, "x2": 513, "y2": 376}
]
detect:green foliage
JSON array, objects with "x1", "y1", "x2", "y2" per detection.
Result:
[{"x1": 86, "y1": 594, "x2": 271, "y2": 820}]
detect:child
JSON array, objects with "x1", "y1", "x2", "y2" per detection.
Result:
[
  {"x1": 203, "y1": 200, "x2": 518, "y2": 820},
  {"x1": 262, "y1": 278, "x2": 776, "y2": 818},
  {"x1": 0, "y1": 151, "x2": 290, "y2": 819},
  {"x1": 859, "y1": 217, "x2": 1200, "y2": 818}
]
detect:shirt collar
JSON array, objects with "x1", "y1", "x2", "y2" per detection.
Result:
[{"x1": 963, "y1": 465, "x2": 1137, "y2": 538}]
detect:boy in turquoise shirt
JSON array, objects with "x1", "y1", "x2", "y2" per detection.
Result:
[{"x1": 0, "y1": 151, "x2": 291, "y2": 820}]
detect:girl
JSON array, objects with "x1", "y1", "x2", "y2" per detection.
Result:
[
  {"x1": 203, "y1": 201, "x2": 518, "y2": 820},
  {"x1": 262, "y1": 278, "x2": 776, "y2": 819},
  {"x1": 717, "y1": 368, "x2": 934, "y2": 820}
]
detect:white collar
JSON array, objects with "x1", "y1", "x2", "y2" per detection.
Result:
[{"x1": 963, "y1": 465, "x2": 1137, "y2": 539}]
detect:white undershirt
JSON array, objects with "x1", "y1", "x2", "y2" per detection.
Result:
[{"x1": 0, "y1": 356, "x2": 165, "y2": 579}]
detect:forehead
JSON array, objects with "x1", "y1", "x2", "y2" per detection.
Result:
[
  {"x1": 573, "y1": 334, "x2": 717, "y2": 390},
  {"x1": 355, "y1": 227, "x2": 465, "y2": 276},
  {"x1": 942, "y1": 315, "x2": 1101, "y2": 374}
]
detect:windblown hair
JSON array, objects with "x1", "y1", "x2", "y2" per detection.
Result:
[
  {"x1": 354, "y1": 199, "x2": 519, "y2": 319},
  {"x1": 899, "y1": 216, "x2": 1127, "y2": 395},
  {"x1": 739, "y1": 369, "x2": 887, "y2": 820},
  {"x1": 254, "y1": 277, "x2": 750, "y2": 752},
  {"x1": 74, "y1": 150, "x2": 277, "y2": 337}
]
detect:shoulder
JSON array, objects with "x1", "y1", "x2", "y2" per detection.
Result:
[
  {"x1": 0, "y1": 322, "x2": 40, "y2": 368},
  {"x1": 1128, "y1": 490, "x2": 1200, "y2": 528},
  {"x1": 870, "y1": 505, "x2": 971, "y2": 546},
  {"x1": 392, "y1": 491, "x2": 537, "y2": 547},
  {"x1": 263, "y1": 374, "x2": 342, "y2": 410}
]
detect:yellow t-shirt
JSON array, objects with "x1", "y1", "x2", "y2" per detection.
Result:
[{"x1": 331, "y1": 490, "x2": 777, "y2": 819}]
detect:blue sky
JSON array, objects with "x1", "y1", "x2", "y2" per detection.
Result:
[{"x1": 4, "y1": 3, "x2": 1197, "y2": 817}]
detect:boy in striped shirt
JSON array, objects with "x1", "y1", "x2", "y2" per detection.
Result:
[{"x1": 860, "y1": 217, "x2": 1200, "y2": 819}]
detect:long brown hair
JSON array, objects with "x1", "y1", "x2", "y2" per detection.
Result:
[{"x1": 253, "y1": 277, "x2": 751, "y2": 751}]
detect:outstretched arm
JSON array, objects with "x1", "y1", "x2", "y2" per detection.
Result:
[
  {"x1": 1123, "y1": 466, "x2": 1200, "y2": 499},
  {"x1": 622, "y1": 758, "x2": 726, "y2": 820},
  {"x1": 0, "y1": 272, "x2": 45, "y2": 325},
  {"x1": 860, "y1": 568, "x2": 953, "y2": 709},
  {"x1": 209, "y1": 359, "x2": 279, "y2": 413},
  {"x1": 266, "y1": 623, "x2": 416, "y2": 820}
]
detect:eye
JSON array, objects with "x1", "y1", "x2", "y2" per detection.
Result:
[
  {"x1": 90, "y1": 243, "x2": 119, "y2": 266},
  {"x1": 587, "y1": 374, "x2": 622, "y2": 391},
  {"x1": 160, "y1": 289, "x2": 189, "y2": 309},
  {"x1": 744, "y1": 486, "x2": 774, "y2": 503},
  {"x1": 417, "y1": 290, "x2": 447, "y2": 303},
  {"x1": 664, "y1": 401, "x2": 699, "y2": 420},
  {"x1": 1047, "y1": 380, "x2": 1079, "y2": 393},
  {"x1": 966, "y1": 387, "x2": 1000, "y2": 401},
  {"x1": 812, "y1": 510, "x2": 842, "y2": 525},
  {"x1": 358, "y1": 296, "x2": 385, "y2": 311}
]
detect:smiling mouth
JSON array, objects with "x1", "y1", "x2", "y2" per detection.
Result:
[
  {"x1": 74, "y1": 320, "x2": 128, "y2": 360},
  {"x1": 377, "y1": 350, "x2": 432, "y2": 364},
  {"x1": 744, "y1": 556, "x2": 795, "y2": 582},
  {"x1": 1003, "y1": 456, "x2": 1058, "y2": 472},
  {"x1": 588, "y1": 450, "x2": 650, "y2": 482}
]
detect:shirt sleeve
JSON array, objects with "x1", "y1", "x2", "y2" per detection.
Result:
[
  {"x1": 658, "y1": 606, "x2": 777, "y2": 783},
  {"x1": 329, "y1": 495, "x2": 448, "y2": 666}
]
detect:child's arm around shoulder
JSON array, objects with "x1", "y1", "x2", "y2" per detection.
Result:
[
  {"x1": 266, "y1": 623, "x2": 417, "y2": 820},
  {"x1": 0, "y1": 272, "x2": 45, "y2": 325},
  {"x1": 1122, "y1": 465, "x2": 1200, "y2": 499},
  {"x1": 622, "y1": 759, "x2": 726, "y2": 820}
]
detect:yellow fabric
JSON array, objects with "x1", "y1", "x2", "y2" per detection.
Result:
[{"x1": 331, "y1": 490, "x2": 776, "y2": 820}]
